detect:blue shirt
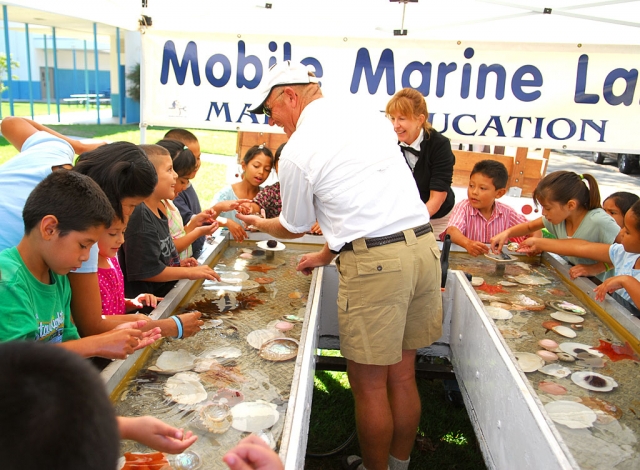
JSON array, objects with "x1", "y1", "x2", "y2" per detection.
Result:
[{"x1": 609, "y1": 243, "x2": 640, "y2": 305}]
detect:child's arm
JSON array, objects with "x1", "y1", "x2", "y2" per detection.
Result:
[
  {"x1": 59, "y1": 326, "x2": 160, "y2": 359},
  {"x1": 569, "y1": 262, "x2": 607, "y2": 279},
  {"x1": 118, "y1": 416, "x2": 198, "y2": 454},
  {"x1": 142, "y1": 265, "x2": 220, "y2": 283},
  {"x1": 223, "y1": 219, "x2": 248, "y2": 242},
  {"x1": 0, "y1": 116, "x2": 104, "y2": 154},
  {"x1": 212, "y1": 199, "x2": 253, "y2": 214},
  {"x1": 173, "y1": 223, "x2": 219, "y2": 253},
  {"x1": 594, "y1": 276, "x2": 640, "y2": 306},
  {"x1": 446, "y1": 226, "x2": 489, "y2": 257},
  {"x1": 521, "y1": 237, "x2": 612, "y2": 263},
  {"x1": 490, "y1": 217, "x2": 545, "y2": 253}
]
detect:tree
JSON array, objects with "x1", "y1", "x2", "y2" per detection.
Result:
[
  {"x1": 0, "y1": 54, "x2": 20, "y2": 94},
  {"x1": 126, "y1": 63, "x2": 140, "y2": 102}
]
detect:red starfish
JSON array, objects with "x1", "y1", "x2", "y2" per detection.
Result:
[{"x1": 592, "y1": 339, "x2": 640, "y2": 362}]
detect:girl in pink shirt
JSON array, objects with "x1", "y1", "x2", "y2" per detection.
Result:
[{"x1": 97, "y1": 217, "x2": 159, "y2": 315}]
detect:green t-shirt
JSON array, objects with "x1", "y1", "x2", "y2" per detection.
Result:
[{"x1": 0, "y1": 247, "x2": 79, "y2": 343}]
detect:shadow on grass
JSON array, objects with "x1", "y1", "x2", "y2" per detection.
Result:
[{"x1": 304, "y1": 373, "x2": 485, "y2": 470}]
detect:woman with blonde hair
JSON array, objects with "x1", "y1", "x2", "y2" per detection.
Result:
[{"x1": 386, "y1": 88, "x2": 455, "y2": 237}]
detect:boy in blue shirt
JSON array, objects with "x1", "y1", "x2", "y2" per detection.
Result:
[{"x1": 0, "y1": 171, "x2": 160, "y2": 358}]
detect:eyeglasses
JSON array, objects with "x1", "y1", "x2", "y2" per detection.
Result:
[{"x1": 263, "y1": 89, "x2": 285, "y2": 118}]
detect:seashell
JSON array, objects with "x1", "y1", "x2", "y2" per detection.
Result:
[
  {"x1": 551, "y1": 325, "x2": 577, "y2": 338},
  {"x1": 221, "y1": 325, "x2": 238, "y2": 337},
  {"x1": 283, "y1": 314, "x2": 304, "y2": 323},
  {"x1": 489, "y1": 301, "x2": 512, "y2": 309},
  {"x1": 538, "y1": 381, "x2": 567, "y2": 395},
  {"x1": 231, "y1": 401, "x2": 280, "y2": 432},
  {"x1": 513, "y1": 294, "x2": 546, "y2": 311},
  {"x1": 514, "y1": 352, "x2": 545, "y2": 372},
  {"x1": 288, "y1": 291, "x2": 303, "y2": 299},
  {"x1": 259, "y1": 338, "x2": 299, "y2": 362},
  {"x1": 477, "y1": 293, "x2": 502, "y2": 301},
  {"x1": 571, "y1": 371, "x2": 618, "y2": 392},
  {"x1": 149, "y1": 350, "x2": 197, "y2": 374},
  {"x1": 274, "y1": 321, "x2": 294, "y2": 332},
  {"x1": 539, "y1": 363, "x2": 572, "y2": 378},
  {"x1": 485, "y1": 306, "x2": 513, "y2": 320},
  {"x1": 199, "y1": 403, "x2": 232, "y2": 434},
  {"x1": 547, "y1": 300, "x2": 586, "y2": 315},
  {"x1": 206, "y1": 271, "x2": 250, "y2": 284},
  {"x1": 255, "y1": 277, "x2": 274, "y2": 284},
  {"x1": 471, "y1": 277, "x2": 484, "y2": 286},
  {"x1": 241, "y1": 248, "x2": 253, "y2": 253},
  {"x1": 538, "y1": 339, "x2": 559, "y2": 351},
  {"x1": 571, "y1": 324, "x2": 583, "y2": 331},
  {"x1": 499, "y1": 280, "x2": 518, "y2": 287},
  {"x1": 484, "y1": 252, "x2": 516, "y2": 263},
  {"x1": 507, "y1": 242, "x2": 520, "y2": 252},
  {"x1": 173, "y1": 450, "x2": 203, "y2": 470},
  {"x1": 509, "y1": 274, "x2": 551, "y2": 285},
  {"x1": 550, "y1": 312, "x2": 584, "y2": 324},
  {"x1": 536, "y1": 350, "x2": 559, "y2": 362},
  {"x1": 558, "y1": 342, "x2": 603, "y2": 358},
  {"x1": 247, "y1": 329, "x2": 285, "y2": 349},
  {"x1": 164, "y1": 372, "x2": 208, "y2": 405},
  {"x1": 239, "y1": 252, "x2": 254, "y2": 259},
  {"x1": 575, "y1": 356, "x2": 606, "y2": 368},
  {"x1": 499, "y1": 327, "x2": 523, "y2": 339},
  {"x1": 545, "y1": 400, "x2": 597, "y2": 429},
  {"x1": 556, "y1": 352, "x2": 576, "y2": 362},
  {"x1": 200, "y1": 347, "x2": 242, "y2": 359},
  {"x1": 578, "y1": 397, "x2": 623, "y2": 420},
  {"x1": 201, "y1": 319, "x2": 223, "y2": 329},
  {"x1": 257, "y1": 240, "x2": 286, "y2": 251},
  {"x1": 212, "y1": 388, "x2": 245, "y2": 407},
  {"x1": 542, "y1": 320, "x2": 562, "y2": 330}
]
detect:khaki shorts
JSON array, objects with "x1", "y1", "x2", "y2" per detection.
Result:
[{"x1": 336, "y1": 229, "x2": 443, "y2": 366}]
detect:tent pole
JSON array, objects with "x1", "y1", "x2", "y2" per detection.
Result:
[
  {"x1": 52, "y1": 27, "x2": 60, "y2": 123},
  {"x1": 2, "y1": 5, "x2": 14, "y2": 116},
  {"x1": 93, "y1": 22, "x2": 101, "y2": 125},
  {"x1": 25, "y1": 24, "x2": 33, "y2": 119}
]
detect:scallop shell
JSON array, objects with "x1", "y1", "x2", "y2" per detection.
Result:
[
  {"x1": 571, "y1": 371, "x2": 618, "y2": 392},
  {"x1": 538, "y1": 339, "x2": 560, "y2": 351},
  {"x1": 506, "y1": 242, "x2": 520, "y2": 252},
  {"x1": 205, "y1": 271, "x2": 250, "y2": 284},
  {"x1": 539, "y1": 363, "x2": 572, "y2": 378},
  {"x1": 513, "y1": 294, "x2": 546, "y2": 311},
  {"x1": 551, "y1": 325, "x2": 577, "y2": 338},
  {"x1": 173, "y1": 450, "x2": 203, "y2": 470},
  {"x1": 274, "y1": 321, "x2": 294, "y2": 332},
  {"x1": 471, "y1": 277, "x2": 485, "y2": 286},
  {"x1": 489, "y1": 301, "x2": 512, "y2": 310},
  {"x1": 558, "y1": 342, "x2": 603, "y2": 358},
  {"x1": 536, "y1": 350, "x2": 559, "y2": 362},
  {"x1": 200, "y1": 347, "x2": 242, "y2": 359},
  {"x1": 283, "y1": 314, "x2": 304, "y2": 323},
  {"x1": 499, "y1": 327, "x2": 523, "y2": 339},
  {"x1": 199, "y1": 403, "x2": 232, "y2": 434},
  {"x1": 578, "y1": 397, "x2": 623, "y2": 420},
  {"x1": 246, "y1": 329, "x2": 285, "y2": 349},
  {"x1": 164, "y1": 372, "x2": 208, "y2": 405},
  {"x1": 255, "y1": 277, "x2": 274, "y2": 284},
  {"x1": 212, "y1": 388, "x2": 245, "y2": 407},
  {"x1": 509, "y1": 274, "x2": 551, "y2": 285},
  {"x1": 485, "y1": 306, "x2": 513, "y2": 320},
  {"x1": 149, "y1": 350, "x2": 197, "y2": 374},
  {"x1": 538, "y1": 381, "x2": 567, "y2": 395},
  {"x1": 259, "y1": 338, "x2": 299, "y2": 362},
  {"x1": 201, "y1": 319, "x2": 223, "y2": 329},
  {"x1": 514, "y1": 352, "x2": 545, "y2": 372},
  {"x1": 545, "y1": 400, "x2": 597, "y2": 429},
  {"x1": 542, "y1": 320, "x2": 562, "y2": 330},
  {"x1": 499, "y1": 280, "x2": 518, "y2": 287},
  {"x1": 239, "y1": 252, "x2": 254, "y2": 259},
  {"x1": 547, "y1": 300, "x2": 586, "y2": 315},
  {"x1": 231, "y1": 401, "x2": 280, "y2": 432},
  {"x1": 550, "y1": 312, "x2": 584, "y2": 324}
]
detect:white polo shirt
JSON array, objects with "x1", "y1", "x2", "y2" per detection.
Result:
[{"x1": 278, "y1": 97, "x2": 430, "y2": 252}]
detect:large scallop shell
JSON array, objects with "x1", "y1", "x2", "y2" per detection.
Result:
[
  {"x1": 558, "y1": 342, "x2": 603, "y2": 358},
  {"x1": 231, "y1": 401, "x2": 280, "y2": 432},
  {"x1": 571, "y1": 371, "x2": 618, "y2": 392},
  {"x1": 471, "y1": 277, "x2": 485, "y2": 286},
  {"x1": 538, "y1": 381, "x2": 567, "y2": 395},
  {"x1": 547, "y1": 300, "x2": 586, "y2": 315},
  {"x1": 536, "y1": 350, "x2": 558, "y2": 362},
  {"x1": 259, "y1": 338, "x2": 299, "y2": 362},
  {"x1": 164, "y1": 372, "x2": 208, "y2": 405},
  {"x1": 539, "y1": 363, "x2": 572, "y2": 378},
  {"x1": 200, "y1": 347, "x2": 242, "y2": 359},
  {"x1": 508, "y1": 274, "x2": 551, "y2": 285},
  {"x1": 149, "y1": 350, "x2": 197, "y2": 374},
  {"x1": 538, "y1": 339, "x2": 560, "y2": 351},
  {"x1": 513, "y1": 294, "x2": 546, "y2": 311},
  {"x1": 246, "y1": 329, "x2": 285, "y2": 349},
  {"x1": 485, "y1": 306, "x2": 513, "y2": 320},
  {"x1": 550, "y1": 312, "x2": 584, "y2": 324},
  {"x1": 514, "y1": 352, "x2": 545, "y2": 372},
  {"x1": 545, "y1": 400, "x2": 597, "y2": 429},
  {"x1": 551, "y1": 325, "x2": 576, "y2": 338}
]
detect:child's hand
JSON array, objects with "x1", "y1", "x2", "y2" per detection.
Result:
[
  {"x1": 465, "y1": 240, "x2": 490, "y2": 257},
  {"x1": 519, "y1": 238, "x2": 543, "y2": 254},
  {"x1": 177, "y1": 311, "x2": 205, "y2": 338},
  {"x1": 180, "y1": 257, "x2": 199, "y2": 267},
  {"x1": 195, "y1": 221, "x2": 220, "y2": 237},
  {"x1": 223, "y1": 434, "x2": 283, "y2": 470},
  {"x1": 136, "y1": 327, "x2": 162, "y2": 349},
  {"x1": 227, "y1": 220, "x2": 248, "y2": 242},
  {"x1": 118, "y1": 416, "x2": 198, "y2": 454},
  {"x1": 214, "y1": 199, "x2": 253, "y2": 213},
  {"x1": 489, "y1": 231, "x2": 510, "y2": 254},
  {"x1": 594, "y1": 275, "x2": 629, "y2": 301},
  {"x1": 185, "y1": 265, "x2": 221, "y2": 281},
  {"x1": 132, "y1": 293, "x2": 161, "y2": 308},
  {"x1": 570, "y1": 263, "x2": 604, "y2": 279},
  {"x1": 92, "y1": 328, "x2": 145, "y2": 359}
]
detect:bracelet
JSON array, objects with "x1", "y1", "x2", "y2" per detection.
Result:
[
  {"x1": 603, "y1": 262, "x2": 611, "y2": 272},
  {"x1": 170, "y1": 316, "x2": 183, "y2": 339}
]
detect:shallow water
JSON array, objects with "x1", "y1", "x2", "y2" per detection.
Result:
[
  {"x1": 114, "y1": 244, "x2": 313, "y2": 469},
  {"x1": 450, "y1": 253, "x2": 640, "y2": 469}
]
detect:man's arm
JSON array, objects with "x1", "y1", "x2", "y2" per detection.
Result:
[
  {"x1": 236, "y1": 214, "x2": 304, "y2": 239},
  {"x1": 0, "y1": 116, "x2": 104, "y2": 154}
]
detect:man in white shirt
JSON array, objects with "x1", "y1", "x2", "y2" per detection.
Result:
[{"x1": 239, "y1": 61, "x2": 442, "y2": 470}]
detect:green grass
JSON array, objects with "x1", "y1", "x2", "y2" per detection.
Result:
[{"x1": 0, "y1": 101, "x2": 90, "y2": 119}]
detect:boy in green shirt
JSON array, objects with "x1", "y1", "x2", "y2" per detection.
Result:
[{"x1": 0, "y1": 171, "x2": 160, "y2": 358}]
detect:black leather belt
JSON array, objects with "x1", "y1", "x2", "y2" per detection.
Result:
[{"x1": 339, "y1": 223, "x2": 433, "y2": 253}]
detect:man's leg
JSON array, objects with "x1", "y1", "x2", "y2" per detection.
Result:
[
  {"x1": 347, "y1": 360, "x2": 391, "y2": 470},
  {"x1": 388, "y1": 349, "x2": 420, "y2": 460}
]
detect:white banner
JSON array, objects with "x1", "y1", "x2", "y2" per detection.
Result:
[{"x1": 141, "y1": 31, "x2": 640, "y2": 152}]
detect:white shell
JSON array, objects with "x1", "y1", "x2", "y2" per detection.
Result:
[
  {"x1": 509, "y1": 274, "x2": 551, "y2": 285},
  {"x1": 164, "y1": 372, "x2": 208, "y2": 405},
  {"x1": 204, "y1": 271, "x2": 250, "y2": 284},
  {"x1": 571, "y1": 371, "x2": 618, "y2": 392},
  {"x1": 477, "y1": 293, "x2": 502, "y2": 302},
  {"x1": 514, "y1": 352, "x2": 545, "y2": 372},
  {"x1": 550, "y1": 312, "x2": 584, "y2": 324},
  {"x1": 256, "y1": 240, "x2": 286, "y2": 251},
  {"x1": 558, "y1": 342, "x2": 603, "y2": 358},
  {"x1": 548, "y1": 300, "x2": 586, "y2": 315},
  {"x1": 499, "y1": 280, "x2": 518, "y2": 287},
  {"x1": 506, "y1": 242, "x2": 520, "y2": 252},
  {"x1": 471, "y1": 276, "x2": 484, "y2": 286},
  {"x1": 259, "y1": 338, "x2": 299, "y2": 361},
  {"x1": 149, "y1": 350, "x2": 197, "y2": 374},
  {"x1": 539, "y1": 363, "x2": 572, "y2": 378},
  {"x1": 489, "y1": 301, "x2": 512, "y2": 309},
  {"x1": 545, "y1": 400, "x2": 597, "y2": 429},
  {"x1": 551, "y1": 325, "x2": 577, "y2": 338},
  {"x1": 246, "y1": 329, "x2": 285, "y2": 349},
  {"x1": 231, "y1": 401, "x2": 280, "y2": 432},
  {"x1": 485, "y1": 306, "x2": 513, "y2": 320},
  {"x1": 484, "y1": 252, "x2": 516, "y2": 263},
  {"x1": 200, "y1": 347, "x2": 242, "y2": 359},
  {"x1": 201, "y1": 319, "x2": 223, "y2": 329}
]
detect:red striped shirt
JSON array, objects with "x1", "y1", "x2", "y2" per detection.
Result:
[{"x1": 440, "y1": 199, "x2": 528, "y2": 243}]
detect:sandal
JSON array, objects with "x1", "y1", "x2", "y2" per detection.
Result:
[{"x1": 341, "y1": 455, "x2": 363, "y2": 470}]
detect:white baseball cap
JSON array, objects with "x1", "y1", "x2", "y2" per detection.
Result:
[{"x1": 249, "y1": 61, "x2": 320, "y2": 114}]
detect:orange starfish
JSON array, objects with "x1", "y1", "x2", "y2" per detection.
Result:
[
  {"x1": 592, "y1": 339, "x2": 640, "y2": 362},
  {"x1": 247, "y1": 264, "x2": 277, "y2": 273}
]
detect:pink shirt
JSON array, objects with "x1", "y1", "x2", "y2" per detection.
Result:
[
  {"x1": 97, "y1": 256, "x2": 126, "y2": 315},
  {"x1": 441, "y1": 199, "x2": 528, "y2": 244}
]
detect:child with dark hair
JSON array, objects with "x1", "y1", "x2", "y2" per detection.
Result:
[
  {"x1": 491, "y1": 171, "x2": 621, "y2": 279},
  {"x1": 0, "y1": 341, "x2": 198, "y2": 470},
  {"x1": 120, "y1": 145, "x2": 220, "y2": 299},
  {"x1": 164, "y1": 128, "x2": 208, "y2": 257},
  {"x1": 156, "y1": 139, "x2": 218, "y2": 260},
  {"x1": 0, "y1": 171, "x2": 160, "y2": 358},
  {"x1": 441, "y1": 160, "x2": 533, "y2": 256},
  {"x1": 212, "y1": 145, "x2": 273, "y2": 241},
  {"x1": 522, "y1": 200, "x2": 640, "y2": 310},
  {"x1": 243, "y1": 142, "x2": 285, "y2": 219}
]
